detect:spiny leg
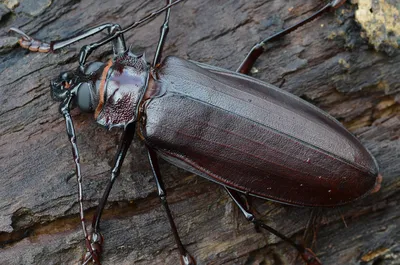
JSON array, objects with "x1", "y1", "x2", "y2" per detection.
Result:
[
  {"x1": 147, "y1": 148, "x2": 195, "y2": 265},
  {"x1": 225, "y1": 187, "x2": 322, "y2": 265},
  {"x1": 10, "y1": 23, "x2": 125, "y2": 54},
  {"x1": 237, "y1": 0, "x2": 346, "y2": 75},
  {"x1": 152, "y1": 0, "x2": 172, "y2": 67},
  {"x1": 82, "y1": 122, "x2": 136, "y2": 265},
  {"x1": 77, "y1": 0, "x2": 184, "y2": 68},
  {"x1": 59, "y1": 95, "x2": 96, "y2": 264}
]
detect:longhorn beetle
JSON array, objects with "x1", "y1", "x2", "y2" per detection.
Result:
[{"x1": 10, "y1": 0, "x2": 382, "y2": 264}]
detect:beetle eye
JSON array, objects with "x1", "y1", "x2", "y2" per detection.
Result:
[
  {"x1": 77, "y1": 82, "x2": 95, "y2": 112},
  {"x1": 61, "y1": 71, "x2": 73, "y2": 81}
]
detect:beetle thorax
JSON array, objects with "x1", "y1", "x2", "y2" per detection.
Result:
[{"x1": 95, "y1": 52, "x2": 149, "y2": 128}]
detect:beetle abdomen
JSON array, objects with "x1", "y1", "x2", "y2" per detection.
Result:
[{"x1": 141, "y1": 57, "x2": 378, "y2": 207}]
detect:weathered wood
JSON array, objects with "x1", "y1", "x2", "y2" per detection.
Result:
[{"x1": 0, "y1": 1, "x2": 399, "y2": 265}]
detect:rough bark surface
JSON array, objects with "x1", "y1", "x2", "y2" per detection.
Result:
[{"x1": 0, "y1": 1, "x2": 399, "y2": 265}]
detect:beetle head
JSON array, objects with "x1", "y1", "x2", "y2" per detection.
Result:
[
  {"x1": 51, "y1": 62, "x2": 105, "y2": 113},
  {"x1": 51, "y1": 51, "x2": 149, "y2": 128}
]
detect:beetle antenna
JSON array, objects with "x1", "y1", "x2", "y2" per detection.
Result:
[{"x1": 59, "y1": 96, "x2": 95, "y2": 263}]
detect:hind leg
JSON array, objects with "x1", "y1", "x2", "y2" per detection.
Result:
[{"x1": 237, "y1": 0, "x2": 346, "y2": 75}]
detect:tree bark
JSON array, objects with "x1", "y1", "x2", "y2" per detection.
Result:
[{"x1": 0, "y1": 1, "x2": 399, "y2": 265}]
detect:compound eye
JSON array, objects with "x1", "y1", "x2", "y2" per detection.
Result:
[
  {"x1": 77, "y1": 82, "x2": 95, "y2": 112},
  {"x1": 60, "y1": 71, "x2": 73, "y2": 81},
  {"x1": 59, "y1": 71, "x2": 74, "y2": 89}
]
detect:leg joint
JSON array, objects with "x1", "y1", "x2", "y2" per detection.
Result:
[
  {"x1": 244, "y1": 212, "x2": 255, "y2": 222},
  {"x1": 108, "y1": 24, "x2": 122, "y2": 34},
  {"x1": 159, "y1": 193, "x2": 167, "y2": 202}
]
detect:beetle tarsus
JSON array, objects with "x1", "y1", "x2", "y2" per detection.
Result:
[
  {"x1": 89, "y1": 235, "x2": 103, "y2": 265},
  {"x1": 9, "y1": 27, "x2": 51, "y2": 53},
  {"x1": 82, "y1": 232, "x2": 103, "y2": 265}
]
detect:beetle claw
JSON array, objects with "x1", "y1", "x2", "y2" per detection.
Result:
[
  {"x1": 9, "y1": 27, "x2": 33, "y2": 40},
  {"x1": 81, "y1": 232, "x2": 104, "y2": 265},
  {"x1": 180, "y1": 252, "x2": 196, "y2": 265},
  {"x1": 9, "y1": 27, "x2": 51, "y2": 52}
]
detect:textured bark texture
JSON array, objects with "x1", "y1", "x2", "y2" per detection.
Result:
[{"x1": 0, "y1": 1, "x2": 399, "y2": 265}]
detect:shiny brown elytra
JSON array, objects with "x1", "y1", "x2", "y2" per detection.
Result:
[{"x1": 9, "y1": 0, "x2": 381, "y2": 264}]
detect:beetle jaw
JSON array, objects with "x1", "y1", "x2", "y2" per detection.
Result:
[{"x1": 50, "y1": 71, "x2": 76, "y2": 102}]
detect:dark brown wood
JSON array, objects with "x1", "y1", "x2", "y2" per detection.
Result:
[{"x1": 0, "y1": 1, "x2": 398, "y2": 265}]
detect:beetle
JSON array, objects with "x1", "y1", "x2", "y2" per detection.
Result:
[{"x1": 9, "y1": 0, "x2": 383, "y2": 264}]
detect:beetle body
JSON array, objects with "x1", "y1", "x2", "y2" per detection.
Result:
[
  {"x1": 90, "y1": 52, "x2": 380, "y2": 207},
  {"x1": 145, "y1": 57, "x2": 380, "y2": 207},
  {"x1": 9, "y1": 1, "x2": 383, "y2": 264}
]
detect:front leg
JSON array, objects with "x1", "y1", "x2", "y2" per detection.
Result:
[
  {"x1": 82, "y1": 122, "x2": 136, "y2": 265},
  {"x1": 10, "y1": 0, "x2": 185, "y2": 65},
  {"x1": 10, "y1": 23, "x2": 125, "y2": 54}
]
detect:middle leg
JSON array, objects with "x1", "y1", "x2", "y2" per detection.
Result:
[{"x1": 147, "y1": 148, "x2": 195, "y2": 265}]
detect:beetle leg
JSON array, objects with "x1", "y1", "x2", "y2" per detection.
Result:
[
  {"x1": 10, "y1": 0, "x2": 184, "y2": 67},
  {"x1": 10, "y1": 0, "x2": 184, "y2": 53},
  {"x1": 59, "y1": 96, "x2": 95, "y2": 264},
  {"x1": 225, "y1": 187, "x2": 323, "y2": 265},
  {"x1": 237, "y1": 0, "x2": 346, "y2": 75},
  {"x1": 109, "y1": 24, "x2": 127, "y2": 56},
  {"x1": 243, "y1": 193, "x2": 262, "y2": 233},
  {"x1": 77, "y1": 0, "x2": 183, "y2": 69},
  {"x1": 147, "y1": 148, "x2": 196, "y2": 265},
  {"x1": 9, "y1": 23, "x2": 124, "y2": 54},
  {"x1": 152, "y1": 0, "x2": 172, "y2": 68},
  {"x1": 84, "y1": 122, "x2": 136, "y2": 265}
]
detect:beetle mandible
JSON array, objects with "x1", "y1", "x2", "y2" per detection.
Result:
[{"x1": 9, "y1": 0, "x2": 383, "y2": 264}]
